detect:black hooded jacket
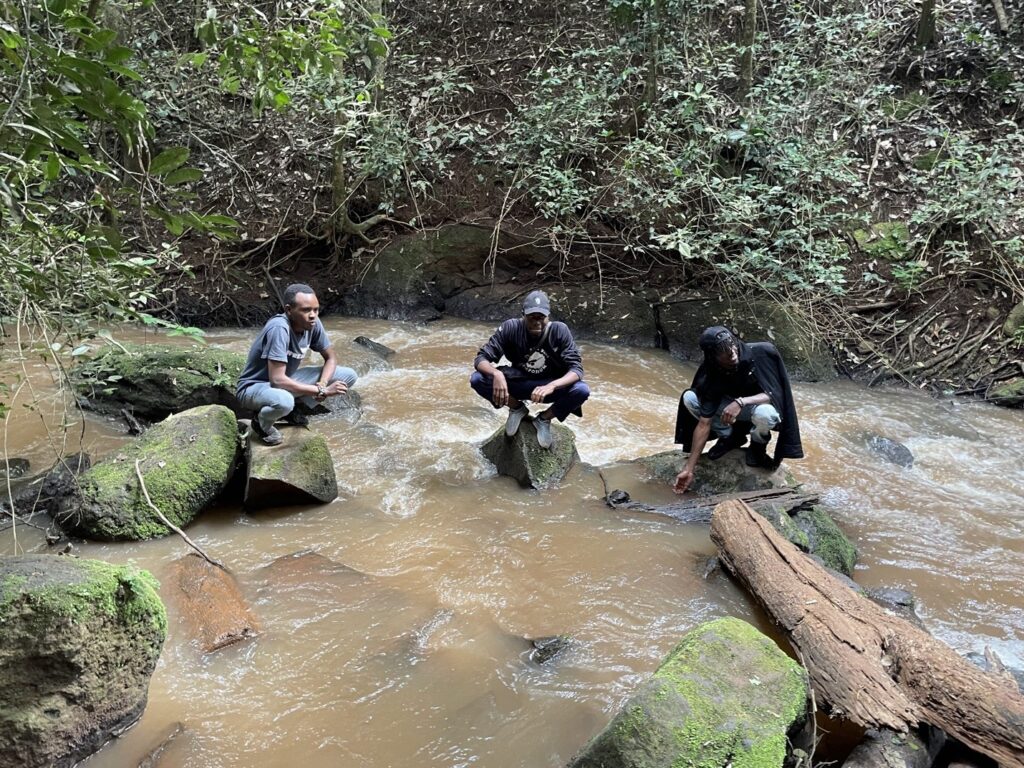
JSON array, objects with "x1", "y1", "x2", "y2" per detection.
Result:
[{"x1": 674, "y1": 334, "x2": 804, "y2": 460}]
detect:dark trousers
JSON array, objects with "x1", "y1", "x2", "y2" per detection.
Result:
[{"x1": 469, "y1": 371, "x2": 590, "y2": 422}]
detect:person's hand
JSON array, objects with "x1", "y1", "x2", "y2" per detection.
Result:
[
  {"x1": 531, "y1": 383, "x2": 556, "y2": 403},
  {"x1": 321, "y1": 381, "x2": 348, "y2": 399},
  {"x1": 721, "y1": 399, "x2": 742, "y2": 426},
  {"x1": 673, "y1": 468, "x2": 694, "y2": 494},
  {"x1": 491, "y1": 372, "x2": 509, "y2": 407}
]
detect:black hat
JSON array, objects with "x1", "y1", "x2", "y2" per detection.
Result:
[
  {"x1": 699, "y1": 326, "x2": 734, "y2": 353},
  {"x1": 522, "y1": 290, "x2": 551, "y2": 316}
]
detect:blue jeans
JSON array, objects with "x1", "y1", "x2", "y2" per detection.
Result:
[
  {"x1": 237, "y1": 366, "x2": 357, "y2": 432},
  {"x1": 682, "y1": 390, "x2": 780, "y2": 444},
  {"x1": 469, "y1": 371, "x2": 590, "y2": 422}
]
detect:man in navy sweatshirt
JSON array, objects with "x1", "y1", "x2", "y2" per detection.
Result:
[{"x1": 470, "y1": 290, "x2": 590, "y2": 449}]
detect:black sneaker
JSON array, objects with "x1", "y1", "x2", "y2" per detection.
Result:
[
  {"x1": 707, "y1": 432, "x2": 746, "y2": 460},
  {"x1": 285, "y1": 410, "x2": 310, "y2": 427},
  {"x1": 745, "y1": 441, "x2": 775, "y2": 469}
]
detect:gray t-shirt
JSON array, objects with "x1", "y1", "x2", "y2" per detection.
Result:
[{"x1": 236, "y1": 314, "x2": 331, "y2": 394}]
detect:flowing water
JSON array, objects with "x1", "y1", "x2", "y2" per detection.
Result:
[{"x1": 2, "y1": 317, "x2": 1023, "y2": 767}]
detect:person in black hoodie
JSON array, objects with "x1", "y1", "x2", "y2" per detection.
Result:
[
  {"x1": 673, "y1": 326, "x2": 803, "y2": 493},
  {"x1": 470, "y1": 290, "x2": 590, "y2": 450}
]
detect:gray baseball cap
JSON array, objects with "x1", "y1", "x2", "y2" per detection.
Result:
[{"x1": 522, "y1": 290, "x2": 551, "y2": 316}]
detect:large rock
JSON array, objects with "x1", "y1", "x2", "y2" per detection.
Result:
[
  {"x1": 167, "y1": 555, "x2": 258, "y2": 652},
  {"x1": 0, "y1": 554, "x2": 166, "y2": 768},
  {"x1": 862, "y1": 433, "x2": 914, "y2": 468},
  {"x1": 59, "y1": 405, "x2": 240, "y2": 540},
  {"x1": 245, "y1": 427, "x2": 338, "y2": 509},
  {"x1": 3, "y1": 453, "x2": 90, "y2": 519},
  {"x1": 568, "y1": 617, "x2": 808, "y2": 768},
  {"x1": 987, "y1": 377, "x2": 1024, "y2": 408},
  {"x1": 480, "y1": 419, "x2": 578, "y2": 488},
  {"x1": 1003, "y1": 300, "x2": 1024, "y2": 339},
  {"x1": 72, "y1": 344, "x2": 245, "y2": 422},
  {"x1": 542, "y1": 285, "x2": 657, "y2": 347},
  {"x1": 340, "y1": 224, "x2": 549, "y2": 321},
  {"x1": 658, "y1": 297, "x2": 837, "y2": 381},
  {"x1": 792, "y1": 506, "x2": 858, "y2": 576},
  {"x1": 635, "y1": 449, "x2": 795, "y2": 495}
]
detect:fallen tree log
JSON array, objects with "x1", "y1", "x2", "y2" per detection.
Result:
[
  {"x1": 607, "y1": 487, "x2": 818, "y2": 523},
  {"x1": 710, "y1": 499, "x2": 1024, "y2": 768}
]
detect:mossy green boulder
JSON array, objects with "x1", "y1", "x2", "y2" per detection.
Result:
[
  {"x1": 0, "y1": 554, "x2": 166, "y2": 768},
  {"x1": 792, "y1": 506, "x2": 858, "y2": 576},
  {"x1": 987, "y1": 377, "x2": 1024, "y2": 408},
  {"x1": 568, "y1": 617, "x2": 808, "y2": 768},
  {"x1": 72, "y1": 343, "x2": 245, "y2": 421},
  {"x1": 59, "y1": 405, "x2": 241, "y2": 540},
  {"x1": 481, "y1": 419, "x2": 579, "y2": 489},
  {"x1": 244, "y1": 427, "x2": 338, "y2": 510}
]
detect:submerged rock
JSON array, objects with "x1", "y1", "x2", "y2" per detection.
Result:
[
  {"x1": 863, "y1": 433, "x2": 914, "y2": 468},
  {"x1": 635, "y1": 448, "x2": 795, "y2": 495},
  {"x1": 59, "y1": 405, "x2": 240, "y2": 541},
  {"x1": 792, "y1": 506, "x2": 858, "y2": 576},
  {"x1": 865, "y1": 586, "x2": 925, "y2": 629},
  {"x1": 841, "y1": 726, "x2": 945, "y2": 768},
  {"x1": 0, "y1": 457, "x2": 29, "y2": 479},
  {"x1": 480, "y1": 419, "x2": 578, "y2": 489},
  {"x1": 354, "y1": 336, "x2": 396, "y2": 358},
  {"x1": 527, "y1": 635, "x2": 572, "y2": 666},
  {"x1": 71, "y1": 343, "x2": 245, "y2": 422},
  {"x1": 568, "y1": 616, "x2": 808, "y2": 768},
  {"x1": 245, "y1": 427, "x2": 338, "y2": 509},
  {"x1": 168, "y1": 554, "x2": 258, "y2": 652},
  {"x1": 0, "y1": 555, "x2": 166, "y2": 768},
  {"x1": 3, "y1": 453, "x2": 90, "y2": 519}
]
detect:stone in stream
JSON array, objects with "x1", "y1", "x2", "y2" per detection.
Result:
[
  {"x1": 353, "y1": 335, "x2": 396, "y2": 359},
  {"x1": 71, "y1": 343, "x2": 246, "y2": 422},
  {"x1": 0, "y1": 554, "x2": 166, "y2": 768},
  {"x1": 634, "y1": 448, "x2": 796, "y2": 495},
  {"x1": 526, "y1": 635, "x2": 572, "y2": 666},
  {"x1": 3, "y1": 452, "x2": 91, "y2": 519},
  {"x1": 167, "y1": 554, "x2": 258, "y2": 652},
  {"x1": 567, "y1": 617, "x2": 808, "y2": 768},
  {"x1": 0, "y1": 457, "x2": 30, "y2": 479},
  {"x1": 863, "y1": 433, "x2": 915, "y2": 468},
  {"x1": 480, "y1": 419, "x2": 578, "y2": 489},
  {"x1": 865, "y1": 586, "x2": 926, "y2": 630},
  {"x1": 58, "y1": 405, "x2": 240, "y2": 541},
  {"x1": 136, "y1": 721, "x2": 198, "y2": 768},
  {"x1": 792, "y1": 506, "x2": 858, "y2": 577},
  {"x1": 987, "y1": 376, "x2": 1024, "y2": 408},
  {"x1": 244, "y1": 427, "x2": 338, "y2": 510},
  {"x1": 840, "y1": 725, "x2": 945, "y2": 768}
]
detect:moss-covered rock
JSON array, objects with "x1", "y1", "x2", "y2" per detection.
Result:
[
  {"x1": 0, "y1": 554, "x2": 166, "y2": 768},
  {"x1": 988, "y1": 377, "x2": 1024, "y2": 408},
  {"x1": 1003, "y1": 301, "x2": 1024, "y2": 339},
  {"x1": 72, "y1": 343, "x2": 245, "y2": 422},
  {"x1": 792, "y1": 506, "x2": 858, "y2": 576},
  {"x1": 568, "y1": 617, "x2": 808, "y2": 768},
  {"x1": 244, "y1": 427, "x2": 338, "y2": 509},
  {"x1": 481, "y1": 419, "x2": 578, "y2": 489},
  {"x1": 59, "y1": 405, "x2": 241, "y2": 541},
  {"x1": 544, "y1": 285, "x2": 657, "y2": 347},
  {"x1": 658, "y1": 298, "x2": 836, "y2": 381},
  {"x1": 635, "y1": 449, "x2": 796, "y2": 495},
  {"x1": 853, "y1": 222, "x2": 911, "y2": 260}
]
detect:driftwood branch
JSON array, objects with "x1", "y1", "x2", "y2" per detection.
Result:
[
  {"x1": 710, "y1": 499, "x2": 1024, "y2": 768},
  {"x1": 609, "y1": 487, "x2": 817, "y2": 524},
  {"x1": 133, "y1": 460, "x2": 226, "y2": 571}
]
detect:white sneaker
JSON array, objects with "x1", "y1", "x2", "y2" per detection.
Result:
[
  {"x1": 505, "y1": 405, "x2": 529, "y2": 436},
  {"x1": 535, "y1": 417, "x2": 553, "y2": 449}
]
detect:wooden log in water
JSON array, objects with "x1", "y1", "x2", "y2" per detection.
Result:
[
  {"x1": 609, "y1": 487, "x2": 818, "y2": 524},
  {"x1": 168, "y1": 554, "x2": 259, "y2": 652},
  {"x1": 710, "y1": 500, "x2": 1024, "y2": 768}
]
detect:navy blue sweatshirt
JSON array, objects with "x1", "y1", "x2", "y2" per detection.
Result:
[{"x1": 474, "y1": 319, "x2": 585, "y2": 381}]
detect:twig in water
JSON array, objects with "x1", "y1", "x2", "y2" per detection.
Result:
[{"x1": 133, "y1": 460, "x2": 226, "y2": 571}]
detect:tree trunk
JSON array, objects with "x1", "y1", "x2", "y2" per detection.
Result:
[
  {"x1": 915, "y1": 0, "x2": 937, "y2": 49},
  {"x1": 710, "y1": 499, "x2": 1024, "y2": 768},
  {"x1": 738, "y1": 0, "x2": 757, "y2": 100}
]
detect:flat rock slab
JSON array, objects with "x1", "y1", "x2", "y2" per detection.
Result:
[
  {"x1": 568, "y1": 616, "x2": 808, "y2": 768},
  {"x1": 167, "y1": 554, "x2": 258, "y2": 652},
  {"x1": 0, "y1": 555, "x2": 166, "y2": 768},
  {"x1": 480, "y1": 419, "x2": 578, "y2": 489},
  {"x1": 636, "y1": 448, "x2": 795, "y2": 494},
  {"x1": 245, "y1": 428, "x2": 338, "y2": 510}
]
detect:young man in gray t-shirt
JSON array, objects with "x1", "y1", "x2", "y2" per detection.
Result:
[{"x1": 236, "y1": 283, "x2": 357, "y2": 445}]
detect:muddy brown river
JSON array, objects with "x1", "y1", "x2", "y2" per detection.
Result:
[{"x1": 2, "y1": 317, "x2": 1023, "y2": 767}]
